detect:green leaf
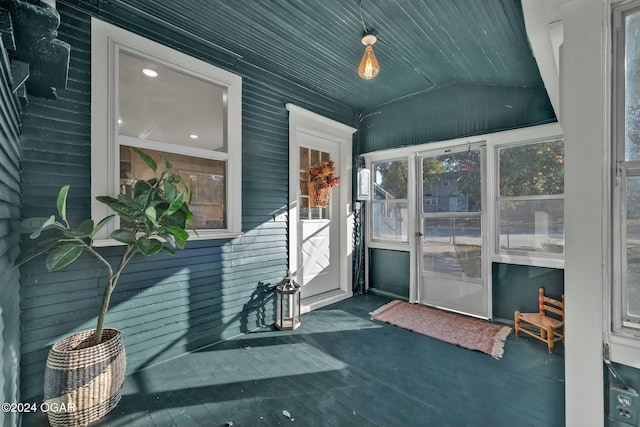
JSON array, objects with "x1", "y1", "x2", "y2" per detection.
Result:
[
  {"x1": 165, "y1": 193, "x2": 185, "y2": 216},
  {"x1": 145, "y1": 206, "x2": 159, "y2": 227},
  {"x1": 63, "y1": 219, "x2": 94, "y2": 238},
  {"x1": 164, "y1": 181, "x2": 179, "y2": 202},
  {"x1": 110, "y1": 229, "x2": 137, "y2": 245},
  {"x1": 45, "y1": 243, "x2": 83, "y2": 271},
  {"x1": 132, "y1": 147, "x2": 157, "y2": 173},
  {"x1": 117, "y1": 193, "x2": 138, "y2": 208},
  {"x1": 164, "y1": 225, "x2": 189, "y2": 243},
  {"x1": 160, "y1": 245, "x2": 176, "y2": 255},
  {"x1": 29, "y1": 215, "x2": 57, "y2": 239},
  {"x1": 162, "y1": 156, "x2": 173, "y2": 171},
  {"x1": 97, "y1": 197, "x2": 140, "y2": 222},
  {"x1": 90, "y1": 214, "x2": 116, "y2": 238},
  {"x1": 13, "y1": 237, "x2": 59, "y2": 267},
  {"x1": 56, "y1": 185, "x2": 70, "y2": 226},
  {"x1": 96, "y1": 195, "x2": 118, "y2": 205},
  {"x1": 162, "y1": 209, "x2": 187, "y2": 229},
  {"x1": 133, "y1": 180, "x2": 152, "y2": 199},
  {"x1": 17, "y1": 217, "x2": 49, "y2": 234},
  {"x1": 136, "y1": 236, "x2": 163, "y2": 256}
]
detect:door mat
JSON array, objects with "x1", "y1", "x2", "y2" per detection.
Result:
[{"x1": 371, "y1": 300, "x2": 511, "y2": 359}]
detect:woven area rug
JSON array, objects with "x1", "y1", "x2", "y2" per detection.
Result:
[{"x1": 371, "y1": 300, "x2": 512, "y2": 359}]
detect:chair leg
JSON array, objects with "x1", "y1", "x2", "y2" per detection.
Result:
[
  {"x1": 546, "y1": 326, "x2": 554, "y2": 353},
  {"x1": 514, "y1": 311, "x2": 520, "y2": 336}
]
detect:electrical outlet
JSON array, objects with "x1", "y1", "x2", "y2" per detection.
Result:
[{"x1": 611, "y1": 385, "x2": 640, "y2": 426}]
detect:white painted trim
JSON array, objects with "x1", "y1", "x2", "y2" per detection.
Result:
[
  {"x1": 91, "y1": 18, "x2": 242, "y2": 243},
  {"x1": 522, "y1": 0, "x2": 562, "y2": 120},
  {"x1": 561, "y1": 1, "x2": 608, "y2": 426},
  {"x1": 362, "y1": 123, "x2": 563, "y2": 162},
  {"x1": 286, "y1": 104, "x2": 356, "y2": 311}
]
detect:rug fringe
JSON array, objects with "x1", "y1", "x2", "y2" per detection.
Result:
[{"x1": 491, "y1": 326, "x2": 512, "y2": 360}]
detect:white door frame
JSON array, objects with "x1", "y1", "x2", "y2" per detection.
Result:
[
  {"x1": 286, "y1": 104, "x2": 357, "y2": 312},
  {"x1": 416, "y1": 143, "x2": 489, "y2": 318}
]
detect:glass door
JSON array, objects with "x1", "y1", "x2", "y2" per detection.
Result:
[{"x1": 418, "y1": 146, "x2": 488, "y2": 317}]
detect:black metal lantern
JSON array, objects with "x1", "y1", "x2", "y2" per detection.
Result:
[{"x1": 276, "y1": 271, "x2": 301, "y2": 330}]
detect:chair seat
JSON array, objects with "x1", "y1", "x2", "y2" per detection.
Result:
[{"x1": 518, "y1": 313, "x2": 563, "y2": 329}]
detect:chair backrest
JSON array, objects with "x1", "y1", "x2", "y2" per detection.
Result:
[{"x1": 538, "y1": 287, "x2": 564, "y2": 321}]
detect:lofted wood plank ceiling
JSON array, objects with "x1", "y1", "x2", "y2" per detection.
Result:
[{"x1": 96, "y1": 0, "x2": 546, "y2": 112}]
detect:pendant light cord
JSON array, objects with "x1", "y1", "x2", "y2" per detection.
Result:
[{"x1": 359, "y1": 0, "x2": 368, "y2": 34}]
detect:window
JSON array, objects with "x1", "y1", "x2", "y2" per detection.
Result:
[
  {"x1": 614, "y1": 3, "x2": 640, "y2": 334},
  {"x1": 91, "y1": 19, "x2": 242, "y2": 243},
  {"x1": 496, "y1": 139, "x2": 564, "y2": 256},
  {"x1": 370, "y1": 159, "x2": 409, "y2": 242},
  {"x1": 299, "y1": 147, "x2": 331, "y2": 220}
]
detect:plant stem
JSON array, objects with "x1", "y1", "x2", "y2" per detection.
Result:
[{"x1": 93, "y1": 244, "x2": 136, "y2": 345}]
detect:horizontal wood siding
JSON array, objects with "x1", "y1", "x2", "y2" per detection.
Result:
[
  {"x1": 0, "y1": 35, "x2": 23, "y2": 427},
  {"x1": 359, "y1": 84, "x2": 556, "y2": 154},
  {"x1": 19, "y1": 2, "x2": 354, "y2": 400}
]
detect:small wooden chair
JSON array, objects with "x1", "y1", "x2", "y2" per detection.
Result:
[{"x1": 515, "y1": 288, "x2": 564, "y2": 353}]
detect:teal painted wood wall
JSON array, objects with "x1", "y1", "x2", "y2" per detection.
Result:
[
  {"x1": 359, "y1": 84, "x2": 556, "y2": 154},
  {"x1": 18, "y1": 2, "x2": 355, "y2": 401},
  {"x1": 367, "y1": 253, "x2": 565, "y2": 321},
  {"x1": 368, "y1": 249, "x2": 409, "y2": 300},
  {"x1": 0, "y1": 40, "x2": 23, "y2": 426}
]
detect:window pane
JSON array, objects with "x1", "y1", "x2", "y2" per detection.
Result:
[
  {"x1": 371, "y1": 201, "x2": 408, "y2": 241},
  {"x1": 499, "y1": 139, "x2": 564, "y2": 196},
  {"x1": 423, "y1": 216, "x2": 482, "y2": 279},
  {"x1": 121, "y1": 146, "x2": 226, "y2": 229},
  {"x1": 423, "y1": 150, "x2": 481, "y2": 212},
  {"x1": 626, "y1": 176, "x2": 640, "y2": 318},
  {"x1": 498, "y1": 198, "x2": 564, "y2": 254},
  {"x1": 626, "y1": 11, "x2": 640, "y2": 160},
  {"x1": 118, "y1": 50, "x2": 227, "y2": 152},
  {"x1": 373, "y1": 160, "x2": 408, "y2": 200}
]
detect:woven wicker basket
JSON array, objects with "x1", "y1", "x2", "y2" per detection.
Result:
[
  {"x1": 307, "y1": 182, "x2": 329, "y2": 208},
  {"x1": 44, "y1": 328, "x2": 126, "y2": 427}
]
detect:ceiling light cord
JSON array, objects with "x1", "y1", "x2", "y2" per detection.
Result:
[{"x1": 359, "y1": 0, "x2": 368, "y2": 34}]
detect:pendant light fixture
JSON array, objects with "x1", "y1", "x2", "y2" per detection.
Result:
[{"x1": 358, "y1": 34, "x2": 380, "y2": 80}]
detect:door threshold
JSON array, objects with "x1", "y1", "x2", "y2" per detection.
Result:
[{"x1": 301, "y1": 289, "x2": 352, "y2": 314}]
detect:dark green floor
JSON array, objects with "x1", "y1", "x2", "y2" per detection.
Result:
[{"x1": 22, "y1": 294, "x2": 565, "y2": 427}]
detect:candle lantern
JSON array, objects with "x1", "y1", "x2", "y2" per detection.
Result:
[{"x1": 276, "y1": 271, "x2": 301, "y2": 330}]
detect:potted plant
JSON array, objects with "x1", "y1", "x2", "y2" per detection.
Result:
[
  {"x1": 305, "y1": 160, "x2": 340, "y2": 208},
  {"x1": 15, "y1": 148, "x2": 195, "y2": 427}
]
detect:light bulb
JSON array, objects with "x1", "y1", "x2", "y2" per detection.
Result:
[
  {"x1": 142, "y1": 68, "x2": 158, "y2": 77},
  {"x1": 358, "y1": 34, "x2": 380, "y2": 80}
]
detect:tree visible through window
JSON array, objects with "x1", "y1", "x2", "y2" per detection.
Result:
[{"x1": 497, "y1": 139, "x2": 564, "y2": 255}]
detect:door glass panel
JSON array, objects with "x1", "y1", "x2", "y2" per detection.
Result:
[
  {"x1": 423, "y1": 216, "x2": 482, "y2": 280},
  {"x1": 300, "y1": 146, "x2": 330, "y2": 220},
  {"x1": 423, "y1": 151, "x2": 481, "y2": 213}
]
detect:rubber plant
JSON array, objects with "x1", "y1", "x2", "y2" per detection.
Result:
[{"x1": 15, "y1": 148, "x2": 195, "y2": 345}]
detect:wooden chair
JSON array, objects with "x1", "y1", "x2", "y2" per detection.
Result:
[{"x1": 515, "y1": 288, "x2": 564, "y2": 353}]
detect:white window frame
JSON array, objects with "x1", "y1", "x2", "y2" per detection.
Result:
[
  {"x1": 609, "y1": 1, "x2": 640, "y2": 367},
  {"x1": 363, "y1": 123, "x2": 564, "y2": 261},
  {"x1": 369, "y1": 157, "x2": 411, "y2": 245},
  {"x1": 91, "y1": 18, "x2": 242, "y2": 245},
  {"x1": 494, "y1": 138, "x2": 565, "y2": 265}
]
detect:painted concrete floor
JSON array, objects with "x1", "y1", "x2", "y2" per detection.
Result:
[{"x1": 22, "y1": 293, "x2": 564, "y2": 427}]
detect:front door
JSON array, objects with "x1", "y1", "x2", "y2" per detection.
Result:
[
  {"x1": 298, "y1": 135, "x2": 340, "y2": 299},
  {"x1": 418, "y1": 145, "x2": 488, "y2": 317}
]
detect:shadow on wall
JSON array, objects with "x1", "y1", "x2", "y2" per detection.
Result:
[{"x1": 19, "y1": 231, "x2": 282, "y2": 401}]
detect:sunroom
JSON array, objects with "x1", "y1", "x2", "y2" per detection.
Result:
[{"x1": 0, "y1": 0, "x2": 627, "y2": 426}]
